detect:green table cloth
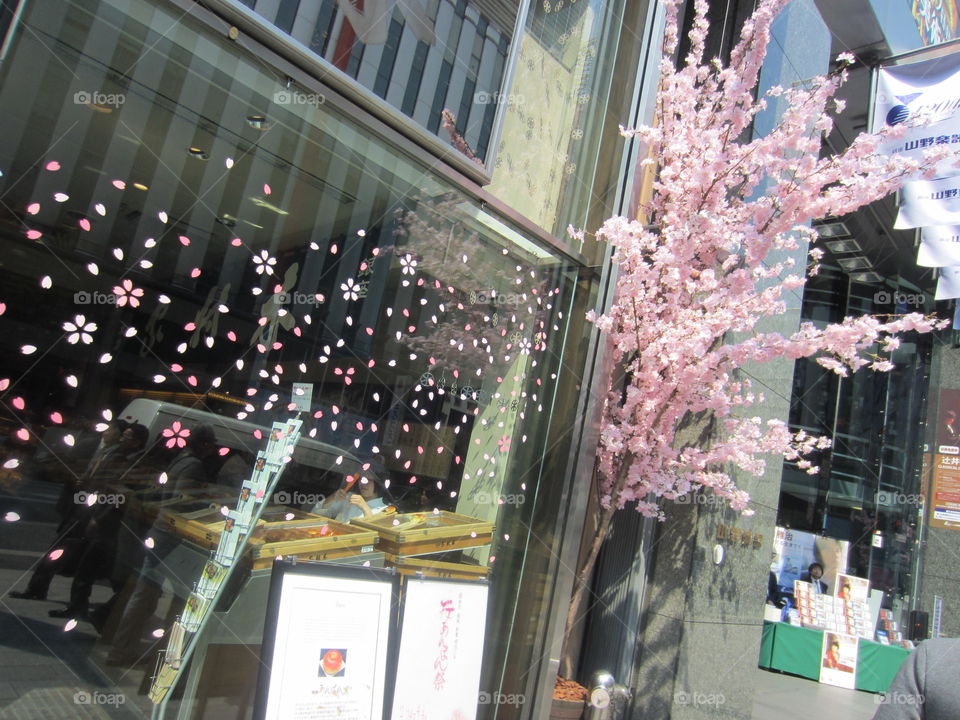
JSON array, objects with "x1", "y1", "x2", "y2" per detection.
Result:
[{"x1": 758, "y1": 620, "x2": 912, "y2": 693}]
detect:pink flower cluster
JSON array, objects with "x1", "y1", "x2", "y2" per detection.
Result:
[{"x1": 591, "y1": 0, "x2": 950, "y2": 519}]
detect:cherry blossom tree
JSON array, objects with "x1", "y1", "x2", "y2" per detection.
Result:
[{"x1": 559, "y1": 0, "x2": 954, "y2": 679}]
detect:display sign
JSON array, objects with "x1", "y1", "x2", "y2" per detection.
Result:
[
  {"x1": 819, "y1": 632, "x2": 859, "y2": 689},
  {"x1": 390, "y1": 579, "x2": 489, "y2": 720},
  {"x1": 917, "y1": 225, "x2": 960, "y2": 267},
  {"x1": 930, "y1": 453, "x2": 960, "y2": 529},
  {"x1": 255, "y1": 562, "x2": 400, "y2": 720}
]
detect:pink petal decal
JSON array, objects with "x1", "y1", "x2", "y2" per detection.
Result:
[
  {"x1": 78, "y1": 218, "x2": 91, "y2": 231},
  {"x1": 227, "y1": 331, "x2": 237, "y2": 341},
  {"x1": 50, "y1": 412, "x2": 63, "y2": 424},
  {"x1": 16, "y1": 428, "x2": 29, "y2": 441},
  {"x1": 12, "y1": 397, "x2": 24, "y2": 410},
  {"x1": 26, "y1": 230, "x2": 41, "y2": 240},
  {"x1": 263, "y1": 183, "x2": 272, "y2": 195},
  {"x1": 253, "y1": 429, "x2": 263, "y2": 439},
  {"x1": 112, "y1": 180, "x2": 126, "y2": 189},
  {"x1": 191, "y1": 268, "x2": 201, "y2": 278},
  {"x1": 45, "y1": 161, "x2": 60, "y2": 171},
  {"x1": 0, "y1": 303, "x2": 4, "y2": 315},
  {"x1": 26, "y1": 202, "x2": 40, "y2": 215},
  {"x1": 231, "y1": 238, "x2": 242, "y2": 246},
  {"x1": 179, "y1": 235, "x2": 190, "y2": 246}
]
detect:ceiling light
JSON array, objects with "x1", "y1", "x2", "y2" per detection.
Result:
[
  {"x1": 133, "y1": 182, "x2": 149, "y2": 191},
  {"x1": 838, "y1": 256, "x2": 872, "y2": 271},
  {"x1": 188, "y1": 147, "x2": 210, "y2": 160},
  {"x1": 247, "y1": 114, "x2": 271, "y2": 131},
  {"x1": 850, "y1": 271, "x2": 884, "y2": 283},
  {"x1": 824, "y1": 239, "x2": 862, "y2": 254},
  {"x1": 816, "y1": 221, "x2": 852, "y2": 239}
]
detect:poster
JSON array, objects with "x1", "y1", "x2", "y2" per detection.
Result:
[
  {"x1": 772, "y1": 527, "x2": 848, "y2": 597},
  {"x1": 819, "y1": 632, "x2": 859, "y2": 689},
  {"x1": 256, "y1": 564, "x2": 397, "y2": 720},
  {"x1": 917, "y1": 225, "x2": 960, "y2": 266},
  {"x1": 835, "y1": 573, "x2": 870, "y2": 603},
  {"x1": 931, "y1": 453, "x2": 960, "y2": 529},
  {"x1": 391, "y1": 580, "x2": 489, "y2": 720},
  {"x1": 935, "y1": 389, "x2": 960, "y2": 450}
]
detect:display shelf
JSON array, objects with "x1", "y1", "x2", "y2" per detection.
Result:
[{"x1": 350, "y1": 510, "x2": 494, "y2": 555}]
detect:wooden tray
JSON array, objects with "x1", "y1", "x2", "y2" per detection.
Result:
[
  {"x1": 350, "y1": 510, "x2": 493, "y2": 555},
  {"x1": 385, "y1": 553, "x2": 489, "y2": 581},
  {"x1": 247, "y1": 519, "x2": 378, "y2": 569}
]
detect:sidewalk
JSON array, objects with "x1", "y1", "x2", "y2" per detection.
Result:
[{"x1": 753, "y1": 667, "x2": 880, "y2": 720}]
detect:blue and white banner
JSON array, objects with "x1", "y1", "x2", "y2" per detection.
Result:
[
  {"x1": 872, "y1": 53, "x2": 960, "y2": 172},
  {"x1": 918, "y1": 225, "x2": 960, "y2": 267},
  {"x1": 896, "y1": 177, "x2": 960, "y2": 229}
]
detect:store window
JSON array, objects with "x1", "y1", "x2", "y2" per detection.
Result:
[{"x1": 0, "y1": 0, "x2": 586, "y2": 717}]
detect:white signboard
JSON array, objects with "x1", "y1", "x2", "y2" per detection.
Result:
[
  {"x1": 292, "y1": 382, "x2": 314, "y2": 412},
  {"x1": 259, "y1": 569, "x2": 395, "y2": 720},
  {"x1": 936, "y1": 266, "x2": 960, "y2": 300},
  {"x1": 872, "y1": 52, "x2": 960, "y2": 174},
  {"x1": 391, "y1": 580, "x2": 489, "y2": 720}
]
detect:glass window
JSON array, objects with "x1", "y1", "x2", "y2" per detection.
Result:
[{"x1": 0, "y1": 1, "x2": 587, "y2": 717}]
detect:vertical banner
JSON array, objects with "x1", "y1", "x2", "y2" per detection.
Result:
[
  {"x1": 931, "y1": 453, "x2": 960, "y2": 529},
  {"x1": 819, "y1": 632, "x2": 859, "y2": 689},
  {"x1": 391, "y1": 579, "x2": 489, "y2": 720},
  {"x1": 255, "y1": 562, "x2": 399, "y2": 720}
]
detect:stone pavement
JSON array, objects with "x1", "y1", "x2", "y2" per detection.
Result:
[{"x1": 752, "y1": 667, "x2": 880, "y2": 720}]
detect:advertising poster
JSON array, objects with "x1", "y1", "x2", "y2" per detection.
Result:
[
  {"x1": 931, "y1": 453, "x2": 960, "y2": 529},
  {"x1": 772, "y1": 528, "x2": 848, "y2": 597},
  {"x1": 257, "y1": 566, "x2": 397, "y2": 720},
  {"x1": 391, "y1": 580, "x2": 489, "y2": 720},
  {"x1": 835, "y1": 573, "x2": 870, "y2": 603},
  {"x1": 936, "y1": 388, "x2": 960, "y2": 451},
  {"x1": 819, "y1": 632, "x2": 859, "y2": 689}
]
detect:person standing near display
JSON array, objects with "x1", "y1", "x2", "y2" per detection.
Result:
[
  {"x1": 872, "y1": 638, "x2": 960, "y2": 719},
  {"x1": 801, "y1": 562, "x2": 829, "y2": 594}
]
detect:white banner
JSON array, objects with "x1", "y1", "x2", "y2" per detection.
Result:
[
  {"x1": 918, "y1": 226, "x2": 960, "y2": 266},
  {"x1": 936, "y1": 266, "x2": 960, "y2": 300},
  {"x1": 872, "y1": 53, "x2": 960, "y2": 170},
  {"x1": 896, "y1": 177, "x2": 960, "y2": 229}
]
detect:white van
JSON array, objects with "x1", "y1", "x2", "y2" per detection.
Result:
[{"x1": 117, "y1": 398, "x2": 362, "y2": 478}]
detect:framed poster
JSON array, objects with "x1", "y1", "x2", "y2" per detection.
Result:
[
  {"x1": 254, "y1": 560, "x2": 400, "y2": 720},
  {"x1": 390, "y1": 578, "x2": 489, "y2": 720},
  {"x1": 819, "y1": 632, "x2": 858, "y2": 689}
]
